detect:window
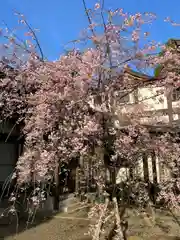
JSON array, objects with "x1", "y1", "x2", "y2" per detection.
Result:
[
  {"x1": 116, "y1": 91, "x2": 130, "y2": 104},
  {"x1": 172, "y1": 87, "x2": 180, "y2": 101}
]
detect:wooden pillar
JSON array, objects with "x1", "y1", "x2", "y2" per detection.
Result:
[
  {"x1": 142, "y1": 153, "x2": 149, "y2": 183},
  {"x1": 88, "y1": 157, "x2": 92, "y2": 193},
  {"x1": 151, "y1": 151, "x2": 159, "y2": 204},
  {"x1": 129, "y1": 165, "x2": 134, "y2": 180},
  {"x1": 167, "y1": 90, "x2": 173, "y2": 126},
  {"x1": 110, "y1": 166, "x2": 116, "y2": 185},
  {"x1": 151, "y1": 151, "x2": 157, "y2": 184},
  {"x1": 75, "y1": 167, "x2": 80, "y2": 195}
]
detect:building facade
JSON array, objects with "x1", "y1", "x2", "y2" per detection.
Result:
[{"x1": 114, "y1": 67, "x2": 180, "y2": 184}]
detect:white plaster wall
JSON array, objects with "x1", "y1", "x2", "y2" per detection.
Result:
[
  {"x1": 115, "y1": 86, "x2": 174, "y2": 126},
  {"x1": 116, "y1": 168, "x2": 129, "y2": 184},
  {"x1": 140, "y1": 115, "x2": 169, "y2": 125},
  {"x1": 172, "y1": 100, "x2": 180, "y2": 109},
  {"x1": 115, "y1": 154, "x2": 161, "y2": 184},
  {"x1": 137, "y1": 86, "x2": 167, "y2": 111}
]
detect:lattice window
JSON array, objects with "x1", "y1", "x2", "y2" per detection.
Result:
[{"x1": 172, "y1": 87, "x2": 180, "y2": 101}]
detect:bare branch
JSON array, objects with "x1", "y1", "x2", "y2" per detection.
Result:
[
  {"x1": 82, "y1": 0, "x2": 96, "y2": 37},
  {"x1": 22, "y1": 18, "x2": 44, "y2": 61}
]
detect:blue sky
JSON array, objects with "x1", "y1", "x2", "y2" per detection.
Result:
[{"x1": 1, "y1": 0, "x2": 180, "y2": 60}]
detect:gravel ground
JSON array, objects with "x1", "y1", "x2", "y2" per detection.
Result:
[
  {"x1": 1, "y1": 208, "x2": 180, "y2": 240},
  {"x1": 3, "y1": 217, "x2": 90, "y2": 240}
]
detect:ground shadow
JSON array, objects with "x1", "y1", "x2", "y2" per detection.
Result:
[{"x1": 0, "y1": 193, "x2": 74, "y2": 239}]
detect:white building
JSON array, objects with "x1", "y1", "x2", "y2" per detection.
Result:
[{"x1": 114, "y1": 67, "x2": 180, "y2": 184}]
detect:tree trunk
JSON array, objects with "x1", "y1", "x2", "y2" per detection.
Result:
[
  {"x1": 112, "y1": 197, "x2": 127, "y2": 240},
  {"x1": 53, "y1": 163, "x2": 60, "y2": 211}
]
